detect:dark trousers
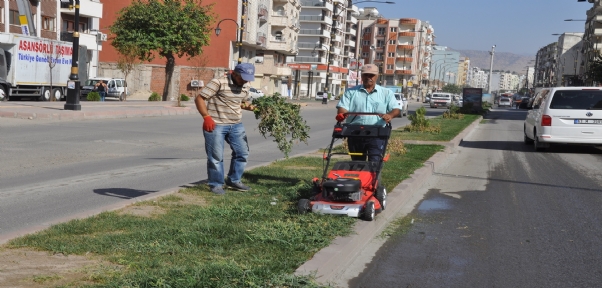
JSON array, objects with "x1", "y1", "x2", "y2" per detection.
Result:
[{"x1": 347, "y1": 137, "x2": 385, "y2": 162}]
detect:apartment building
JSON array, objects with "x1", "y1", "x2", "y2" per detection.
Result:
[
  {"x1": 468, "y1": 67, "x2": 487, "y2": 89},
  {"x1": 456, "y1": 57, "x2": 470, "y2": 86},
  {"x1": 0, "y1": 0, "x2": 103, "y2": 78},
  {"x1": 554, "y1": 32, "x2": 583, "y2": 86},
  {"x1": 534, "y1": 42, "x2": 557, "y2": 88},
  {"x1": 581, "y1": 2, "x2": 602, "y2": 85},
  {"x1": 293, "y1": 0, "x2": 356, "y2": 98}
]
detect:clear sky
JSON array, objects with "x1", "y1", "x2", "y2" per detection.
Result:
[{"x1": 359, "y1": 0, "x2": 590, "y2": 56}]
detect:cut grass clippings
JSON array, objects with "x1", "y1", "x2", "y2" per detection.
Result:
[
  {"x1": 6, "y1": 142, "x2": 443, "y2": 287},
  {"x1": 394, "y1": 114, "x2": 480, "y2": 142}
]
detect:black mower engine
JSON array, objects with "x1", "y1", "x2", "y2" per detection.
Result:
[{"x1": 322, "y1": 178, "x2": 362, "y2": 202}]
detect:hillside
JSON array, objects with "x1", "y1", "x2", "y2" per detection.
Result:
[{"x1": 451, "y1": 49, "x2": 535, "y2": 74}]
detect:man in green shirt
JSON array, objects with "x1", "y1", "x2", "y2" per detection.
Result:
[{"x1": 335, "y1": 64, "x2": 400, "y2": 161}]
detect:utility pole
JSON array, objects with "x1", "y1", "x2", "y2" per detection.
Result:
[{"x1": 487, "y1": 45, "x2": 496, "y2": 94}]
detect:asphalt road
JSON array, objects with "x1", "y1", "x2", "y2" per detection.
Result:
[
  {"x1": 0, "y1": 101, "x2": 431, "y2": 242},
  {"x1": 346, "y1": 107, "x2": 602, "y2": 287}
]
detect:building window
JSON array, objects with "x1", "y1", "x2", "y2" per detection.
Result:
[
  {"x1": 42, "y1": 16, "x2": 55, "y2": 31},
  {"x1": 363, "y1": 40, "x2": 370, "y2": 45},
  {"x1": 387, "y1": 64, "x2": 394, "y2": 70},
  {"x1": 363, "y1": 27, "x2": 371, "y2": 34},
  {"x1": 275, "y1": 31, "x2": 283, "y2": 41},
  {"x1": 62, "y1": 20, "x2": 74, "y2": 31},
  {"x1": 376, "y1": 53, "x2": 383, "y2": 60},
  {"x1": 389, "y1": 39, "x2": 396, "y2": 45},
  {"x1": 388, "y1": 52, "x2": 395, "y2": 57},
  {"x1": 362, "y1": 52, "x2": 368, "y2": 58},
  {"x1": 377, "y1": 27, "x2": 385, "y2": 35},
  {"x1": 390, "y1": 27, "x2": 397, "y2": 32},
  {"x1": 376, "y1": 40, "x2": 384, "y2": 47},
  {"x1": 9, "y1": 10, "x2": 20, "y2": 25}
]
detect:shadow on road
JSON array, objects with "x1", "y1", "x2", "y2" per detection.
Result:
[
  {"x1": 94, "y1": 188, "x2": 157, "y2": 199},
  {"x1": 459, "y1": 139, "x2": 602, "y2": 154}
]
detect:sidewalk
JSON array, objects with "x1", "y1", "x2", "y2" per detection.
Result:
[{"x1": 0, "y1": 98, "x2": 328, "y2": 121}]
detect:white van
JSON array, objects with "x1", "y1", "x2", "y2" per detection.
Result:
[
  {"x1": 80, "y1": 77, "x2": 128, "y2": 101},
  {"x1": 430, "y1": 92, "x2": 453, "y2": 108},
  {"x1": 523, "y1": 87, "x2": 602, "y2": 151}
]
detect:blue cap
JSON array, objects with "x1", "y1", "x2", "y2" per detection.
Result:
[{"x1": 234, "y1": 63, "x2": 255, "y2": 81}]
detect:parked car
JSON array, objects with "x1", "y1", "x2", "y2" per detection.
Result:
[
  {"x1": 454, "y1": 97, "x2": 464, "y2": 107},
  {"x1": 523, "y1": 87, "x2": 602, "y2": 151},
  {"x1": 80, "y1": 77, "x2": 128, "y2": 101},
  {"x1": 247, "y1": 87, "x2": 264, "y2": 100},
  {"x1": 424, "y1": 94, "x2": 431, "y2": 103},
  {"x1": 498, "y1": 97, "x2": 512, "y2": 107},
  {"x1": 429, "y1": 92, "x2": 452, "y2": 108},
  {"x1": 394, "y1": 93, "x2": 408, "y2": 117}
]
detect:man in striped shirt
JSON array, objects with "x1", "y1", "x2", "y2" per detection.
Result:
[{"x1": 195, "y1": 63, "x2": 256, "y2": 195}]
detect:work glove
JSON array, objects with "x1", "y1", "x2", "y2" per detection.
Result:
[
  {"x1": 203, "y1": 115, "x2": 215, "y2": 132},
  {"x1": 335, "y1": 113, "x2": 347, "y2": 122}
]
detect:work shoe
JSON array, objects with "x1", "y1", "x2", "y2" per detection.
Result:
[
  {"x1": 210, "y1": 186, "x2": 226, "y2": 195},
  {"x1": 225, "y1": 178, "x2": 251, "y2": 191}
]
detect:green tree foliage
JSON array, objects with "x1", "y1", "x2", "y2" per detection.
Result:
[
  {"x1": 110, "y1": 0, "x2": 214, "y2": 101},
  {"x1": 442, "y1": 84, "x2": 462, "y2": 94},
  {"x1": 587, "y1": 54, "x2": 602, "y2": 84},
  {"x1": 252, "y1": 95, "x2": 310, "y2": 158}
]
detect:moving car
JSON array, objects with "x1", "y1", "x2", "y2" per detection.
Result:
[
  {"x1": 247, "y1": 87, "x2": 264, "y2": 100},
  {"x1": 394, "y1": 93, "x2": 408, "y2": 117},
  {"x1": 424, "y1": 94, "x2": 431, "y2": 103},
  {"x1": 523, "y1": 87, "x2": 602, "y2": 151},
  {"x1": 429, "y1": 92, "x2": 452, "y2": 108}
]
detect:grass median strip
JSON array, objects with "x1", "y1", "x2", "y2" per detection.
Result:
[
  {"x1": 395, "y1": 114, "x2": 481, "y2": 141},
  {"x1": 5, "y1": 145, "x2": 442, "y2": 287}
]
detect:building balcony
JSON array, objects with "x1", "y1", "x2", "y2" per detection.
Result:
[
  {"x1": 347, "y1": 15, "x2": 358, "y2": 24},
  {"x1": 295, "y1": 56, "x2": 327, "y2": 64},
  {"x1": 299, "y1": 14, "x2": 332, "y2": 23},
  {"x1": 299, "y1": 28, "x2": 329, "y2": 37},
  {"x1": 298, "y1": 42, "x2": 324, "y2": 49},
  {"x1": 332, "y1": 47, "x2": 341, "y2": 55},
  {"x1": 331, "y1": 34, "x2": 342, "y2": 42},
  {"x1": 396, "y1": 56, "x2": 413, "y2": 62},
  {"x1": 300, "y1": 0, "x2": 333, "y2": 11},
  {"x1": 398, "y1": 31, "x2": 416, "y2": 37},
  {"x1": 397, "y1": 44, "x2": 414, "y2": 50},
  {"x1": 257, "y1": 32, "x2": 267, "y2": 47},
  {"x1": 268, "y1": 36, "x2": 289, "y2": 51},
  {"x1": 346, "y1": 27, "x2": 357, "y2": 35},
  {"x1": 400, "y1": 18, "x2": 418, "y2": 25},
  {"x1": 271, "y1": 14, "x2": 288, "y2": 26},
  {"x1": 376, "y1": 18, "x2": 388, "y2": 25},
  {"x1": 259, "y1": 5, "x2": 269, "y2": 22},
  {"x1": 61, "y1": 0, "x2": 102, "y2": 18},
  {"x1": 255, "y1": 62, "x2": 292, "y2": 76},
  {"x1": 344, "y1": 39, "x2": 355, "y2": 47},
  {"x1": 395, "y1": 69, "x2": 413, "y2": 75}
]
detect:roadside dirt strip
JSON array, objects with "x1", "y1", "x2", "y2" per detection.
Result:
[{"x1": 294, "y1": 116, "x2": 483, "y2": 285}]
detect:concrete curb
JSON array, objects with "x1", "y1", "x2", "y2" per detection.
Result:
[{"x1": 294, "y1": 115, "x2": 483, "y2": 284}]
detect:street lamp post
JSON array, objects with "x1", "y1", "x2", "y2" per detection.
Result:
[
  {"x1": 215, "y1": 0, "x2": 247, "y2": 65},
  {"x1": 433, "y1": 61, "x2": 454, "y2": 90},
  {"x1": 487, "y1": 45, "x2": 496, "y2": 94},
  {"x1": 64, "y1": 0, "x2": 81, "y2": 111}
]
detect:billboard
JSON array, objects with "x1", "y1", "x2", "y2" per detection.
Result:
[{"x1": 462, "y1": 88, "x2": 483, "y2": 112}]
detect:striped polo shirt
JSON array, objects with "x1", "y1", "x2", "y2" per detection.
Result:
[{"x1": 199, "y1": 74, "x2": 250, "y2": 124}]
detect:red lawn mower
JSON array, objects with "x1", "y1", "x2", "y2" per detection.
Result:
[{"x1": 297, "y1": 113, "x2": 391, "y2": 221}]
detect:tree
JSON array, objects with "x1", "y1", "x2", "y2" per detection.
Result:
[
  {"x1": 45, "y1": 40, "x2": 64, "y2": 102},
  {"x1": 116, "y1": 44, "x2": 141, "y2": 101},
  {"x1": 442, "y1": 84, "x2": 461, "y2": 94},
  {"x1": 587, "y1": 54, "x2": 602, "y2": 84},
  {"x1": 110, "y1": 0, "x2": 214, "y2": 101}
]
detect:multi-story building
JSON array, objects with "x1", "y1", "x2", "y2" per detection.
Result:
[
  {"x1": 555, "y1": 32, "x2": 584, "y2": 86},
  {"x1": 580, "y1": 2, "x2": 602, "y2": 85},
  {"x1": 94, "y1": 0, "x2": 301, "y2": 99},
  {"x1": 240, "y1": 0, "x2": 301, "y2": 95},
  {"x1": 467, "y1": 67, "x2": 487, "y2": 89},
  {"x1": 534, "y1": 42, "x2": 557, "y2": 88},
  {"x1": 456, "y1": 57, "x2": 470, "y2": 86},
  {"x1": 0, "y1": 0, "x2": 103, "y2": 78},
  {"x1": 294, "y1": 0, "x2": 356, "y2": 98}
]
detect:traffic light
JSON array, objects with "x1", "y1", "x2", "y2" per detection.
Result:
[{"x1": 60, "y1": 0, "x2": 74, "y2": 9}]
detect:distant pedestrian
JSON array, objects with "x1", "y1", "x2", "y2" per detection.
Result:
[
  {"x1": 195, "y1": 63, "x2": 256, "y2": 195},
  {"x1": 95, "y1": 80, "x2": 107, "y2": 102}
]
